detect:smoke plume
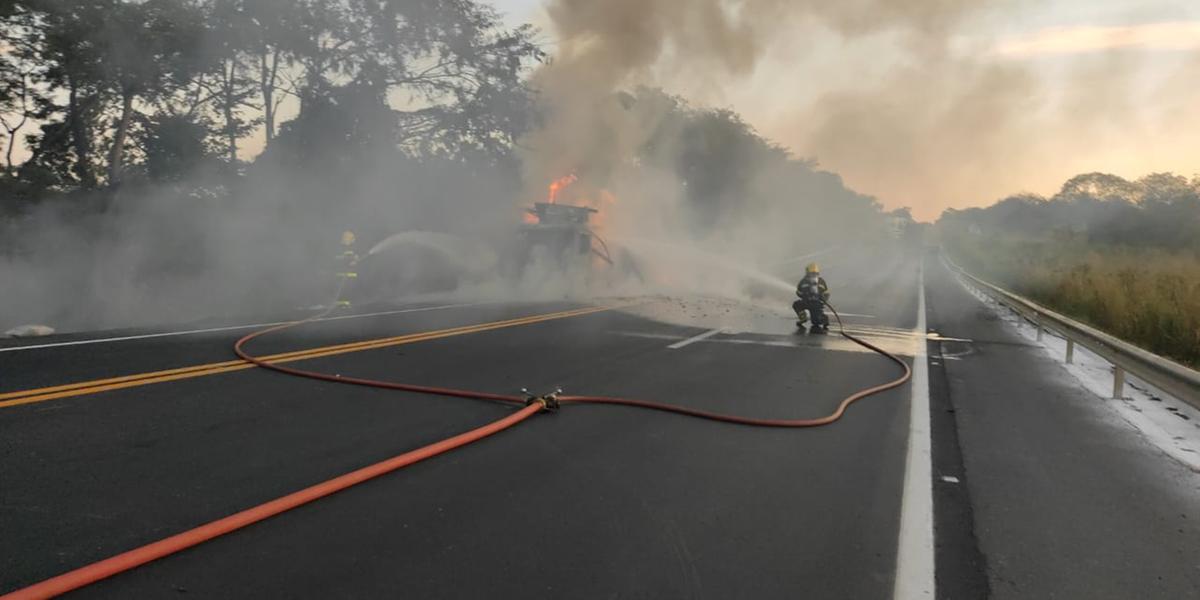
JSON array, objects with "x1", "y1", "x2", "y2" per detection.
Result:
[
  {"x1": 527, "y1": 0, "x2": 1200, "y2": 220},
  {"x1": 523, "y1": 0, "x2": 997, "y2": 193}
]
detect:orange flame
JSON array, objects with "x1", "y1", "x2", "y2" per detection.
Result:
[{"x1": 547, "y1": 174, "x2": 578, "y2": 204}]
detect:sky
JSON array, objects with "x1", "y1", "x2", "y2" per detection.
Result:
[{"x1": 492, "y1": 0, "x2": 1200, "y2": 220}]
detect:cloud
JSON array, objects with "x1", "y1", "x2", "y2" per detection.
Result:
[{"x1": 994, "y1": 21, "x2": 1200, "y2": 57}]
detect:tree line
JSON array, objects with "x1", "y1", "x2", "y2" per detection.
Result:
[
  {"x1": 939, "y1": 172, "x2": 1200, "y2": 367},
  {"x1": 0, "y1": 0, "x2": 542, "y2": 198},
  {"x1": 940, "y1": 172, "x2": 1200, "y2": 252},
  {"x1": 622, "y1": 86, "x2": 886, "y2": 240}
]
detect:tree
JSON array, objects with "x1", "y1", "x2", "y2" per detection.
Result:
[
  {"x1": 196, "y1": 0, "x2": 262, "y2": 164},
  {"x1": 262, "y1": 74, "x2": 395, "y2": 170},
  {"x1": 18, "y1": 0, "x2": 109, "y2": 189},
  {"x1": 676, "y1": 108, "x2": 788, "y2": 227},
  {"x1": 272, "y1": 0, "x2": 542, "y2": 162},
  {"x1": 1137, "y1": 173, "x2": 1194, "y2": 206},
  {"x1": 240, "y1": 0, "x2": 299, "y2": 146},
  {"x1": 939, "y1": 171, "x2": 1200, "y2": 252},
  {"x1": 95, "y1": 0, "x2": 206, "y2": 184},
  {"x1": 4, "y1": 0, "x2": 545, "y2": 194},
  {"x1": 385, "y1": 5, "x2": 543, "y2": 163},
  {"x1": 1136, "y1": 173, "x2": 1200, "y2": 249},
  {"x1": 138, "y1": 112, "x2": 214, "y2": 182},
  {"x1": 0, "y1": 4, "x2": 41, "y2": 175},
  {"x1": 1056, "y1": 172, "x2": 1139, "y2": 204}
]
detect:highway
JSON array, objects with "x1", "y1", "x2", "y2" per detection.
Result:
[{"x1": 2, "y1": 246, "x2": 1197, "y2": 599}]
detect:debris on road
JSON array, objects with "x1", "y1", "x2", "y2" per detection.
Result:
[{"x1": 3, "y1": 324, "x2": 55, "y2": 338}]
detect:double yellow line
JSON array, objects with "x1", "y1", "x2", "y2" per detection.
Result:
[{"x1": 0, "y1": 306, "x2": 612, "y2": 410}]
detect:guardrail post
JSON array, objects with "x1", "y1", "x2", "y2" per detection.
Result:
[{"x1": 948, "y1": 251, "x2": 1200, "y2": 410}]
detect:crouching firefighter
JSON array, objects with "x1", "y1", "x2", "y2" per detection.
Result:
[
  {"x1": 334, "y1": 230, "x2": 359, "y2": 310},
  {"x1": 793, "y1": 262, "x2": 830, "y2": 333}
]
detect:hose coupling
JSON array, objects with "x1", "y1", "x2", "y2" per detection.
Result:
[{"x1": 521, "y1": 387, "x2": 562, "y2": 412}]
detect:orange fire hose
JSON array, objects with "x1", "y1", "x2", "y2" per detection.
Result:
[
  {"x1": 3, "y1": 301, "x2": 910, "y2": 599},
  {"x1": 559, "y1": 301, "x2": 912, "y2": 426}
]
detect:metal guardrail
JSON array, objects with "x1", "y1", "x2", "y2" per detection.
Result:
[{"x1": 941, "y1": 252, "x2": 1200, "y2": 408}]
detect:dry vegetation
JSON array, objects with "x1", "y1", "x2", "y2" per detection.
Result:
[{"x1": 948, "y1": 236, "x2": 1200, "y2": 368}]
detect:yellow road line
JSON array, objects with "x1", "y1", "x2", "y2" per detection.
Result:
[
  {"x1": 0, "y1": 306, "x2": 612, "y2": 410},
  {"x1": 0, "y1": 360, "x2": 247, "y2": 402},
  {"x1": 0, "y1": 307, "x2": 598, "y2": 403}
]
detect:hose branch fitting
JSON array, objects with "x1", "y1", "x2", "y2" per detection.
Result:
[{"x1": 521, "y1": 387, "x2": 562, "y2": 412}]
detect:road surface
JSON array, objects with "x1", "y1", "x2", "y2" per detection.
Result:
[{"x1": 2, "y1": 246, "x2": 1197, "y2": 598}]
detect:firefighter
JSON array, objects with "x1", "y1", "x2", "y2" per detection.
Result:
[
  {"x1": 793, "y1": 262, "x2": 830, "y2": 333},
  {"x1": 334, "y1": 230, "x2": 359, "y2": 309}
]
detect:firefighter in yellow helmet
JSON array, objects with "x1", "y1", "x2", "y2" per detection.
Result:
[{"x1": 793, "y1": 262, "x2": 830, "y2": 333}]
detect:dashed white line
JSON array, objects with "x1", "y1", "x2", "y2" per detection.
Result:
[
  {"x1": 667, "y1": 328, "x2": 723, "y2": 349},
  {"x1": 894, "y1": 259, "x2": 935, "y2": 599},
  {"x1": 0, "y1": 302, "x2": 486, "y2": 353}
]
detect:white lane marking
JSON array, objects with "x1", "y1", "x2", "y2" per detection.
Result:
[
  {"x1": 0, "y1": 302, "x2": 487, "y2": 353},
  {"x1": 926, "y1": 333, "x2": 973, "y2": 343},
  {"x1": 841, "y1": 326, "x2": 922, "y2": 341},
  {"x1": 613, "y1": 330, "x2": 918, "y2": 354},
  {"x1": 668, "y1": 328, "x2": 723, "y2": 349},
  {"x1": 941, "y1": 476, "x2": 960, "y2": 484},
  {"x1": 711, "y1": 338, "x2": 797, "y2": 348},
  {"x1": 894, "y1": 259, "x2": 935, "y2": 600},
  {"x1": 612, "y1": 331, "x2": 683, "y2": 342}
]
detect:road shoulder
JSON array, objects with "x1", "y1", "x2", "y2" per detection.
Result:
[{"x1": 926, "y1": 258, "x2": 1200, "y2": 599}]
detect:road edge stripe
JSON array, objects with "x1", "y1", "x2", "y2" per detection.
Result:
[{"x1": 893, "y1": 257, "x2": 936, "y2": 599}]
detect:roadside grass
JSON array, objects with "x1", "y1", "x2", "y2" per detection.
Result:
[{"x1": 946, "y1": 237, "x2": 1200, "y2": 368}]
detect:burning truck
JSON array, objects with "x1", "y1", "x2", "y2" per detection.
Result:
[
  {"x1": 500, "y1": 174, "x2": 643, "y2": 286},
  {"x1": 354, "y1": 176, "x2": 638, "y2": 303},
  {"x1": 511, "y1": 201, "x2": 613, "y2": 272}
]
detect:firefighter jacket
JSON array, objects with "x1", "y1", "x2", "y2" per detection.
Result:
[{"x1": 797, "y1": 275, "x2": 829, "y2": 303}]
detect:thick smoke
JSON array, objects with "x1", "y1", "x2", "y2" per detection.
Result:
[
  {"x1": 0, "y1": 155, "x2": 521, "y2": 332},
  {"x1": 530, "y1": 0, "x2": 1200, "y2": 221},
  {"x1": 523, "y1": 0, "x2": 998, "y2": 194},
  {"x1": 0, "y1": 0, "x2": 958, "y2": 333},
  {"x1": 515, "y1": 0, "x2": 981, "y2": 301}
]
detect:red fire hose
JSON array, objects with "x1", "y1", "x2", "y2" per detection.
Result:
[{"x1": 3, "y1": 301, "x2": 910, "y2": 599}]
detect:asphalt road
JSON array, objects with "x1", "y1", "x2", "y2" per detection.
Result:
[
  {"x1": 2, "y1": 245, "x2": 1197, "y2": 599},
  {"x1": 924, "y1": 257, "x2": 1200, "y2": 599}
]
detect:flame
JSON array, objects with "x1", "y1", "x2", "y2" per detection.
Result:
[
  {"x1": 547, "y1": 174, "x2": 578, "y2": 204},
  {"x1": 525, "y1": 174, "x2": 619, "y2": 230}
]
